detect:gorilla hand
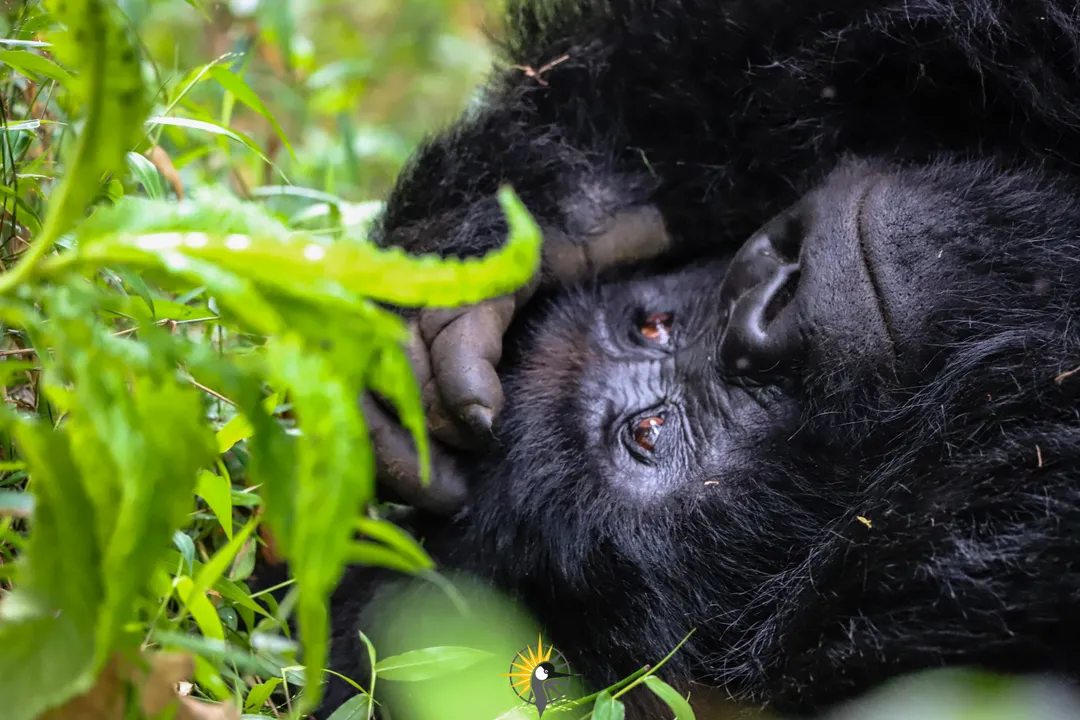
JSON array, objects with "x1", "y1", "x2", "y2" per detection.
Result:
[
  {"x1": 366, "y1": 204, "x2": 672, "y2": 516},
  {"x1": 413, "y1": 203, "x2": 673, "y2": 450}
]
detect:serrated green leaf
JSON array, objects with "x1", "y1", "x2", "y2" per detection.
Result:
[
  {"x1": 373, "y1": 646, "x2": 493, "y2": 682},
  {"x1": 44, "y1": 190, "x2": 540, "y2": 309}
]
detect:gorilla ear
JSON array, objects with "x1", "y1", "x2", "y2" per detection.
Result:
[{"x1": 362, "y1": 393, "x2": 469, "y2": 516}]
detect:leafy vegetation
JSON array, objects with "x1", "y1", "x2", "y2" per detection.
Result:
[
  {"x1": 0, "y1": 0, "x2": 543, "y2": 717},
  {"x1": 3, "y1": 0, "x2": 1080, "y2": 718}
]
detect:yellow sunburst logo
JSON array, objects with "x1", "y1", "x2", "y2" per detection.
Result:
[{"x1": 502, "y1": 634, "x2": 573, "y2": 707}]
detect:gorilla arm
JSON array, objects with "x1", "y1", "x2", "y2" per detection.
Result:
[{"x1": 366, "y1": 0, "x2": 1080, "y2": 510}]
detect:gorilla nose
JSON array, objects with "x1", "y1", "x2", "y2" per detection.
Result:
[{"x1": 718, "y1": 210, "x2": 804, "y2": 377}]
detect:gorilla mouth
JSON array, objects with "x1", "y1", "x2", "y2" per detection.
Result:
[{"x1": 853, "y1": 179, "x2": 899, "y2": 359}]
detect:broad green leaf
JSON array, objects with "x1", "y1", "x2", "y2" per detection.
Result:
[
  {"x1": 643, "y1": 676, "x2": 695, "y2": 719},
  {"x1": 592, "y1": 691, "x2": 626, "y2": 720},
  {"x1": 373, "y1": 647, "x2": 493, "y2": 682},
  {"x1": 366, "y1": 344, "x2": 429, "y2": 486},
  {"x1": 208, "y1": 66, "x2": 294, "y2": 155},
  {"x1": 217, "y1": 413, "x2": 254, "y2": 454},
  {"x1": 195, "y1": 469, "x2": 234, "y2": 539},
  {"x1": 0, "y1": 48, "x2": 73, "y2": 84},
  {"x1": 216, "y1": 393, "x2": 279, "y2": 454}
]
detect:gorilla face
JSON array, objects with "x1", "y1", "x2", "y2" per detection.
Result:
[{"x1": 434, "y1": 157, "x2": 1080, "y2": 709}]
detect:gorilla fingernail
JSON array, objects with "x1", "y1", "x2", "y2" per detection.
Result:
[{"x1": 462, "y1": 403, "x2": 494, "y2": 434}]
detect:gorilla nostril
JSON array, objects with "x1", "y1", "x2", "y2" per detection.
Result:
[
  {"x1": 770, "y1": 213, "x2": 804, "y2": 264},
  {"x1": 720, "y1": 263, "x2": 802, "y2": 375},
  {"x1": 718, "y1": 208, "x2": 807, "y2": 378},
  {"x1": 763, "y1": 267, "x2": 801, "y2": 324}
]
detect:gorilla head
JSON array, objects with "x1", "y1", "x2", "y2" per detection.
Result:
[{"x1": 398, "y1": 158, "x2": 1080, "y2": 715}]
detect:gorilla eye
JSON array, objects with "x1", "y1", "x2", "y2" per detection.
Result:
[
  {"x1": 639, "y1": 312, "x2": 673, "y2": 345},
  {"x1": 632, "y1": 415, "x2": 665, "y2": 452}
]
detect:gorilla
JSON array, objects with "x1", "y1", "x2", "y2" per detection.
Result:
[{"x1": 320, "y1": 0, "x2": 1080, "y2": 717}]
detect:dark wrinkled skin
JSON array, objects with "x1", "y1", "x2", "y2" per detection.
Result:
[{"x1": 319, "y1": 0, "x2": 1080, "y2": 717}]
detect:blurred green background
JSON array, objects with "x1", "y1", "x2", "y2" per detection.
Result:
[{"x1": 3, "y1": 0, "x2": 500, "y2": 240}]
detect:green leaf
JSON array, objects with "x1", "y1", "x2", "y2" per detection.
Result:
[
  {"x1": 191, "y1": 517, "x2": 258, "y2": 600},
  {"x1": 195, "y1": 470, "x2": 234, "y2": 539},
  {"x1": 126, "y1": 151, "x2": 164, "y2": 200},
  {"x1": 208, "y1": 66, "x2": 294, "y2": 156},
  {"x1": 147, "y1": 115, "x2": 274, "y2": 166},
  {"x1": 0, "y1": 419, "x2": 101, "y2": 720},
  {"x1": 344, "y1": 541, "x2": 431, "y2": 575},
  {"x1": 325, "y1": 694, "x2": 375, "y2": 720},
  {"x1": 244, "y1": 677, "x2": 282, "y2": 713},
  {"x1": 28, "y1": 0, "x2": 149, "y2": 261},
  {"x1": 642, "y1": 676, "x2": 695, "y2": 719},
  {"x1": 0, "y1": 48, "x2": 73, "y2": 84},
  {"x1": 355, "y1": 516, "x2": 432, "y2": 571},
  {"x1": 592, "y1": 691, "x2": 626, "y2": 720},
  {"x1": 49, "y1": 190, "x2": 541, "y2": 309},
  {"x1": 175, "y1": 575, "x2": 226, "y2": 641},
  {"x1": 172, "y1": 530, "x2": 196, "y2": 573},
  {"x1": 373, "y1": 647, "x2": 493, "y2": 682}
]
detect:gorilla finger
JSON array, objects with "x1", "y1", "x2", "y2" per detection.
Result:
[
  {"x1": 543, "y1": 205, "x2": 671, "y2": 283},
  {"x1": 362, "y1": 395, "x2": 467, "y2": 516},
  {"x1": 429, "y1": 297, "x2": 516, "y2": 436},
  {"x1": 405, "y1": 321, "x2": 433, "y2": 387},
  {"x1": 421, "y1": 375, "x2": 483, "y2": 450},
  {"x1": 418, "y1": 306, "x2": 470, "y2": 348}
]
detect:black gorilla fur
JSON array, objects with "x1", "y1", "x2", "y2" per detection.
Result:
[{"x1": 322, "y1": 0, "x2": 1080, "y2": 717}]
